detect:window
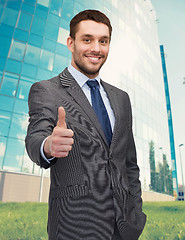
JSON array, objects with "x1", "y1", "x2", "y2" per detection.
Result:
[
  {"x1": 53, "y1": 54, "x2": 68, "y2": 73},
  {"x1": 45, "y1": 22, "x2": 59, "y2": 41},
  {"x1": 13, "y1": 99, "x2": 28, "y2": 115},
  {"x1": 9, "y1": 113, "x2": 28, "y2": 140},
  {"x1": 0, "y1": 95, "x2": 15, "y2": 112},
  {"x1": 21, "y1": 63, "x2": 37, "y2": 79},
  {"x1": 1, "y1": 7, "x2": 18, "y2": 26},
  {"x1": 0, "y1": 72, "x2": 19, "y2": 97},
  {"x1": 17, "y1": 11, "x2": 33, "y2": 31},
  {"x1": 5, "y1": 59, "x2": 22, "y2": 75},
  {"x1": 57, "y1": 27, "x2": 69, "y2": 45},
  {"x1": 0, "y1": 110, "x2": 11, "y2": 136},
  {"x1": 24, "y1": 44, "x2": 41, "y2": 66},
  {"x1": 17, "y1": 80, "x2": 33, "y2": 100},
  {"x1": 0, "y1": 35, "x2": 11, "y2": 57},
  {"x1": 3, "y1": 137, "x2": 25, "y2": 172},
  {"x1": 9, "y1": 40, "x2": 26, "y2": 61},
  {"x1": 39, "y1": 49, "x2": 54, "y2": 71},
  {"x1": 31, "y1": 17, "x2": 46, "y2": 36}
]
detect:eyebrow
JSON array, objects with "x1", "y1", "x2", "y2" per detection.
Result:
[{"x1": 81, "y1": 34, "x2": 109, "y2": 39}]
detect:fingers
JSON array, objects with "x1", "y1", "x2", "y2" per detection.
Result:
[
  {"x1": 57, "y1": 106, "x2": 67, "y2": 129},
  {"x1": 44, "y1": 107, "x2": 74, "y2": 159}
]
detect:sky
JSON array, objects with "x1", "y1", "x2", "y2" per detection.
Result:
[{"x1": 150, "y1": 0, "x2": 185, "y2": 185}]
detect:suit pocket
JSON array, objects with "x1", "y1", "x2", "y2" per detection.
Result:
[
  {"x1": 118, "y1": 192, "x2": 146, "y2": 240},
  {"x1": 49, "y1": 185, "x2": 89, "y2": 199}
]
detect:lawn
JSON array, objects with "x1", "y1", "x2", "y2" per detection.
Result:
[{"x1": 0, "y1": 201, "x2": 185, "y2": 240}]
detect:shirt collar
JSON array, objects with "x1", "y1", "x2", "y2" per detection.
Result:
[{"x1": 68, "y1": 64, "x2": 100, "y2": 87}]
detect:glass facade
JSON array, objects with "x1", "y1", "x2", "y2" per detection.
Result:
[{"x1": 0, "y1": 0, "x2": 176, "y2": 196}]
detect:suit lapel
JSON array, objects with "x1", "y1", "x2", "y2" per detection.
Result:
[{"x1": 59, "y1": 68, "x2": 108, "y2": 146}]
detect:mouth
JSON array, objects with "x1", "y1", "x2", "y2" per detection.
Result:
[{"x1": 86, "y1": 55, "x2": 103, "y2": 64}]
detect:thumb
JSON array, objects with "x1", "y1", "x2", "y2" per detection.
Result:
[{"x1": 57, "y1": 107, "x2": 67, "y2": 128}]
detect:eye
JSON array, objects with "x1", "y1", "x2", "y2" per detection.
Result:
[
  {"x1": 83, "y1": 39, "x2": 91, "y2": 43},
  {"x1": 100, "y1": 39, "x2": 108, "y2": 44}
]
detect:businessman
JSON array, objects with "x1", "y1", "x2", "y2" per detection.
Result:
[{"x1": 26, "y1": 10, "x2": 146, "y2": 240}]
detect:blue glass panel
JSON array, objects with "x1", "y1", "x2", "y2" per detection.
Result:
[
  {"x1": 0, "y1": 6, "x2": 4, "y2": 20},
  {"x1": 47, "y1": 12, "x2": 60, "y2": 24},
  {"x1": 21, "y1": 75, "x2": 35, "y2": 83},
  {"x1": 53, "y1": 54, "x2": 68, "y2": 74},
  {"x1": 59, "y1": 18, "x2": 69, "y2": 30},
  {"x1": 0, "y1": 23, "x2": 14, "y2": 37},
  {"x1": 28, "y1": 33, "x2": 43, "y2": 47},
  {"x1": 24, "y1": 44, "x2": 41, "y2": 66},
  {"x1": 31, "y1": 17, "x2": 46, "y2": 36},
  {"x1": 9, "y1": 40, "x2": 26, "y2": 61},
  {"x1": 74, "y1": 2, "x2": 85, "y2": 14},
  {"x1": 21, "y1": 63, "x2": 37, "y2": 79},
  {"x1": 0, "y1": 110, "x2": 11, "y2": 136},
  {"x1": 0, "y1": 36, "x2": 11, "y2": 57},
  {"x1": 14, "y1": 28, "x2": 29, "y2": 42},
  {"x1": 36, "y1": 68, "x2": 52, "y2": 81},
  {"x1": 3, "y1": 137, "x2": 25, "y2": 171},
  {"x1": 6, "y1": 0, "x2": 22, "y2": 10},
  {"x1": 35, "y1": 4, "x2": 48, "y2": 20},
  {"x1": 21, "y1": 2, "x2": 35, "y2": 15},
  {"x1": 1, "y1": 7, "x2": 18, "y2": 26},
  {"x1": 17, "y1": 11, "x2": 33, "y2": 31},
  {"x1": 52, "y1": 72, "x2": 58, "y2": 78},
  {"x1": 0, "y1": 72, "x2": 19, "y2": 97},
  {"x1": 0, "y1": 95, "x2": 15, "y2": 111},
  {"x1": 37, "y1": 0, "x2": 50, "y2": 8},
  {"x1": 9, "y1": 113, "x2": 28, "y2": 140},
  {"x1": 5, "y1": 59, "x2": 22, "y2": 74},
  {"x1": 61, "y1": 0, "x2": 74, "y2": 21},
  {"x1": 0, "y1": 71, "x2": 2, "y2": 82},
  {"x1": 55, "y1": 43, "x2": 69, "y2": 56},
  {"x1": 50, "y1": 0, "x2": 63, "y2": 16},
  {"x1": 13, "y1": 99, "x2": 28, "y2": 115},
  {"x1": 43, "y1": 38, "x2": 56, "y2": 51},
  {"x1": 0, "y1": 57, "x2": 6, "y2": 71},
  {"x1": 39, "y1": 49, "x2": 54, "y2": 71},
  {"x1": 0, "y1": 136, "x2": 7, "y2": 168},
  {"x1": 44, "y1": 22, "x2": 59, "y2": 41},
  {"x1": 17, "y1": 80, "x2": 32, "y2": 100},
  {"x1": 24, "y1": 0, "x2": 36, "y2": 5}
]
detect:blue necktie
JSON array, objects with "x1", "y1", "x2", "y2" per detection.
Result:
[{"x1": 86, "y1": 80, "x2": 112, "y2": 146}]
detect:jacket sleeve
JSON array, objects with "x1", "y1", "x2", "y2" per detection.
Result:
[
  {"x1": 25, "y1": 81, "x2": 58, "y2": 169},
  {"x1": 126, "y1": 95, "x2": 143, "y2": 211}
]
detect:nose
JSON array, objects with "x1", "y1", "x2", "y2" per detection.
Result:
[{"x1": 91, "y1": 40, "x2": 101, "y2": 53}]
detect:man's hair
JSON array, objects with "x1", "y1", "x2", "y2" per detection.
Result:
[{"x1": 70, "y1": 10, "x2": 112, "y2": 41}]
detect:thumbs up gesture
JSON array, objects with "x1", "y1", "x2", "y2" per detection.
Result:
[{"x1": 44, "y1": 107, "x2": 74, "y2": 158}]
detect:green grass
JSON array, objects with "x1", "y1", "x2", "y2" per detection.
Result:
[
  {"x1": 0, "y1": 202, "x2": 48, "y2": 240},
  {"x1": 140, "y1": 202, "x2": 185, "y2": 240},
  {"x1": 0, "y1": 201, "x2": 185, "y2": 239}
]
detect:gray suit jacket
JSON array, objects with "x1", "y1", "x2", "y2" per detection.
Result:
[{"x1": 25, "y1": 68, "x2": 146, "y2": 240}]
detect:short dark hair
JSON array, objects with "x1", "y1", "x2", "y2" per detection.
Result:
[{"x1": 70, "y1": 10, "x2": 112, "y2": 41}]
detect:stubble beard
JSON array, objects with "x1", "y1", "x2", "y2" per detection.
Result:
[{"x1": 73, "y1": 45, "x2": 107, "y2": 78}]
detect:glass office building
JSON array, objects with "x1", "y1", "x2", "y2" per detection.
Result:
[{"x1": 0, "y1": 0, "x2": 176, "y2": 197}]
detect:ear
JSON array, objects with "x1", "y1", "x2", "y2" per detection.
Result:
[{"x1": 67, "y1": 36, "x2": 74, "y2": 53}]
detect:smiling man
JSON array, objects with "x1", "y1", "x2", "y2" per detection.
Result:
[{"x1": 25, "y1": 10, "x2": 146, "y2": 240}]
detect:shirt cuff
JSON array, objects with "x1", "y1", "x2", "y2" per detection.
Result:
[{"x1": 40, "y1": 137, "x2": 55, "y2": 163}]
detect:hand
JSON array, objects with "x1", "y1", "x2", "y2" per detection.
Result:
[{"x1": 44, "y1": 107, "x2": 74, "y2": 158}]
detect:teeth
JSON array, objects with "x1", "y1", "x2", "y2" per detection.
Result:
[{"x1": 89, "y1": 57, "x2": 99, "y2": 60}]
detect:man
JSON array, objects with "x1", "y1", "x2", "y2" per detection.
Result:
[{"x1": 26, "y1": 10, "x2": 146, "y2": 240}]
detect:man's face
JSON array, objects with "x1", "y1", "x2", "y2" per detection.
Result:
[{"x1": 67, "y1": 20, "x2": 110, "y2": 79}]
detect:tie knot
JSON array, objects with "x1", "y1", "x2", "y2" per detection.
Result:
[{"x1": 86, "y1": 80, "x2": 99, "y2": 89}]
